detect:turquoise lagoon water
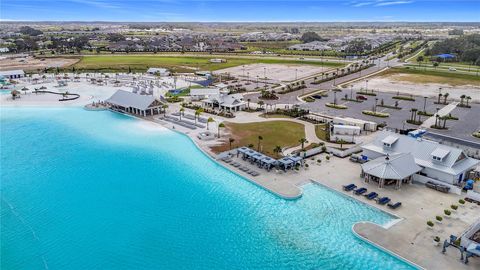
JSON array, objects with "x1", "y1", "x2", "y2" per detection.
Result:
[{"x1": 0, "y1": 107, "x2": 415, "y2": 270}]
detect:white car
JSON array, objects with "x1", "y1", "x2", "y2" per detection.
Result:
[{"x1": 449, "y1": 67, "x2": 457, "y2": 71}]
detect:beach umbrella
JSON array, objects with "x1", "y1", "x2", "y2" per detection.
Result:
[{"x1": 40, "y1": 86, "x2": 47, "y2": 89}]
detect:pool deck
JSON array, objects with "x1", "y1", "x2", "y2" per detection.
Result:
[{"x1": 150, "y1": 108, "x2": 480, "y2": 269}]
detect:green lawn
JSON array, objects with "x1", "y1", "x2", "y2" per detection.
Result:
[
  {"x1": 315, "y1": 124, "x2": 328, "y2": 141},
  {"x1": 72, "y1": 55, "x2": 343, "y2": 73},
  {"x1": 381, "y1": 67, "x2": 480, "y2": 86},
  {"x1": 212, "y1": 121, "x2": 305, "y2": 156}
]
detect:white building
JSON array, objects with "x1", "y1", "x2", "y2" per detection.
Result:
[
  {"x1": 361, "y1": 131, "x2": 480, "y2": 188},
  {"x1": 105, "y1": 90, "x2": 164, "y2": 116},
  {"x1": 331, "y1": 124, "x2": 361, "y2": 143},
  {"x1": 202, "y1": 93, "x2": 246, "y2": 112},
  {"x1": 0, "y1": 69, "x2": 25, "y2": 79},
  {"x1": 146, "y1": 68, "x2": 170, "y2": 76},
  {"x1": 333, "y1": 117, "x2": 377, "y2": 132},
  {"x1": 209, "y1": 58, "x2": 226, "y2": 63},
  {"x1": 190, "y1": 88, "x2": 220, "y2": 101}
]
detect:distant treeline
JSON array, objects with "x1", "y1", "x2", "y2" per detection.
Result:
[{"x1": 426, "y1": 34, "x2": 480, "y2": 65}]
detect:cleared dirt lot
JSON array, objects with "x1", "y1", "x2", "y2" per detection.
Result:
[
  {"x1": 213, "y1": 63, "x2": 332, "y2": 82},
  {"x1": 348, "y1": 74, "x2": 480, "y2": 102},
  {"x1": 0, "y1": 55, "x2": 79, "y2": 71}
]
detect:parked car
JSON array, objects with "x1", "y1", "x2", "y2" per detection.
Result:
[
  {"x1": 448, "y1": 67, "x2": 457, "y2": 71},
  {"x1": 349, "y1": 154, "x2": 367, "y2": 164},
  {"x1": 356, "y1": 95, "x2": 368, "y2": 101}
]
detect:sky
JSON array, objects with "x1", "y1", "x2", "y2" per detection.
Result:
[{"x1": 1, "y1": 0, "x2": 479, "y2": 22}]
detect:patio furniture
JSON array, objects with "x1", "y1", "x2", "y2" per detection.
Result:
[
  {"x1": 354, "y1": 187, "x2": 367, "y2": 195},
  {"x1": 342, "y1": 184, "x2": 356, "y2": 191},
  {"x1": 377, "y1": 197, "x2": 391, "y2": 205},
  {"x1": 387, "y1": 202, "x2": 402, "y2": 209},
  {"x1": 364, "y1": 192, "x2": 378, "y2": 200}
]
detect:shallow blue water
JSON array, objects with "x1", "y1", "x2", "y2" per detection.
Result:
[{"x1": 0, "y1": 107, "x2": 415, "y2": 270}]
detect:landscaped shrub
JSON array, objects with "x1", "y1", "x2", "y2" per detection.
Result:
[
  {"x1": 392, "y1": 95, "x2": 415, "y2": 101},
  {"x1": 459, "y1": 199, "x2": 465, "y2": 205},
  {"x1": 444, "y1": 209, "x2": 451, "y2": 216},
  {"x1": 436, "y1": 216, "x2": 443, "y2": 222},
  {"x1": 362, "y1": 110, "x2": 389, "y2": 118},
  {"x1": 451, "y1": 205, "x2": 458, "y2": 210},
  {"x1": 427, "y1": 221, "x2": 434, "y2": 227},
  {"x1": 325, "y1": 103, "x2": 347, "y2": 109}
]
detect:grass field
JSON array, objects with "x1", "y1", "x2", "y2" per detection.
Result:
[
  {"x1": 314, "y1": 124, "x2": 328, "y2": 141},
  {"x1": 382, "y1": 67, "x2": 480, "y2": 86},
  {"x1": 211, "y1": 121, "x2": 305, "y2": 156},
  {"x1": 72, "y1": 55, "x2": 343, "y2": 73}
]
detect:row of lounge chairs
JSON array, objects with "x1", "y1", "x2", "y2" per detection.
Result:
[
  {"x1": 160, "y1": 115, "x2": 197, "y2": 130},
  {"x1": 220, "y1": 156, "x2": 260, "y2": 177},
  {"x1": 172, "y1": 112, "x2": 208, "y2": 123},
  {"x1": 342, "y1": 184, "x2": 402, "y2": 209}
]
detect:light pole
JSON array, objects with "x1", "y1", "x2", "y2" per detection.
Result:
[
  {"x1": 365, "y1": 79, "x2": 369, "y2": 93},
  {"x1": 423, "y1": 96, "x2": 427, "y2": 112},
  {"x1": 350, "y1": 85, "x2": 353, "y2": 100},
  {"x1": 295, "y1": 68, "x2": 298, "y2": 81},
  {"x1": 263, "y1": 67, "x2": 266, "y2": 79}
]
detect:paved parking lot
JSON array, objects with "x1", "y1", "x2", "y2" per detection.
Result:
[{"x1": 300, "y1": 89, "x2": 480, "y2": 141}]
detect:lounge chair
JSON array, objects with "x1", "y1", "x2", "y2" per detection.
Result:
[
  {"x1": 387, "y1": 202, "x2": 402, "y2": 209},
  {"x1": 250, "y1": 171, "x2": 260, "y2": 177},
  {"x1": 354, "y1": 187, "x2": 367, "y2": 195},
  {"x1": 364, "y1": 192, "x2": 378, "y2": 200},
  {"x1": 377, "y1": 197, "x2": 391, "y2": 205},
  {"x1": 342, "y1": 184, "x2": 357, "y2": 191}
]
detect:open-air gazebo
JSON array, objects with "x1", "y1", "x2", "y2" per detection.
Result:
[
  {"x1": 361, "y1": 153, "x2": 422, "y2": 189},
  {"x1": 277, "y1": 157, "x2": 294, "y2": 171},
  {"x1": 261, "y1": 156, "x2": 277, "y2": 171}
]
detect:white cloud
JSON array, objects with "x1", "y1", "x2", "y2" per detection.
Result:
[
  {"x1": 375, "y1": 1, "x2": 414, "y2": 6},
  {"x1": 350, "y1": 0, "x2": 414, "y2": 7},
  {"x1": 69, "y1": 0, "x2": 121, "y2": 9}
]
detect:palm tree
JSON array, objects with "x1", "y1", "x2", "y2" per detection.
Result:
[
  {"x1": 299, "y1": 138, "x2": 308, "y2": 150},
  {"x1": 257, "y1": 100, "x2": 265, "y2": 110},
  {"x1": 257, "y1": 136, "x2": 263, "y2": 151},
  {"x1": 443, "y1": 93, "x2": 449, "y2": 104},
  {"x1": 207, "y1": 117, "x2": 214, "y2": 130},
  {"x1": 228, "y1": 138, "x2": 235, "y2": 150},
  {"x1": 437, "y1": 93, "x2": 442, "y2": 104},
  {"x1": 273, "y1": 145, "x2": 282, "y2": 158},
  {"x1": 442, "y1": 116, "x2": 448, "y2": 129},
  {"x1": 460, "y1": 94, "x2": 466, "y2": 106},
  {"x1": 337, "y1": 139, "x2": 347, "y2": 149},
  {"x1": 217, "y1": 122, "x2": 225, "y2": 138},
  {"x1": 195, "y1": 108, "x2": 203, "y2": 125},
  {"x1": 466, "y1": 96, "x2": 472, "y2": 107},
  {"x1": 247, "y1": 98, "x2": 251, "y2": 110},
  {"x1": 179, "y1": 107, "x2": 185, "y2": 120},
  {"x1": 162, "y1": 104, "x2": 168, "y2": 116}
]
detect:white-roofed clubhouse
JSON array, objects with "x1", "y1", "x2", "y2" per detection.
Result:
[
  {"x1": 105, "y1": 90, "x2": 164, "y2": 116},
  {"x1": 361, "y1": 131, "x2": 480, "y2": 190}
]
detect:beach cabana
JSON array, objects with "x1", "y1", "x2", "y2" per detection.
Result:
[
  {"x1": 252, "y1": 153, "x2": 267, "y2": 166},
  {"x1": 261, "y1": 156, "x2": 277, "y2": 171},
  {"x1": 289, "y1": 155, "x2": 304, "y2": 167},
  {"x1": 237, "y1": 147, "x2": 249, "y2": 157},
  {"x1": 277, "y1": 157, "x2": 294, "y2": 171}
]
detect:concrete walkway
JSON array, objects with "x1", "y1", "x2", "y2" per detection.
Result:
[{"x1": 421, "y1": 102, "x2": 459, "y2": 128}]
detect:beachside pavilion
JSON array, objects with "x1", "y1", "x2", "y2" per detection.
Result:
[
  {"x1": 105, "y1": 90, "x2": 164, "y2": 117},
  {"x1": 236, "y1": 147, "x2": 302, "y2": 171},
  {"x1": 361, "y1": 153, "x2": 422, "y2": 189}
]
